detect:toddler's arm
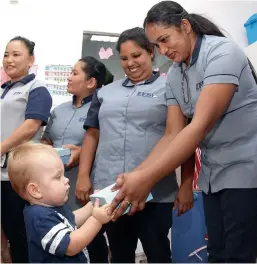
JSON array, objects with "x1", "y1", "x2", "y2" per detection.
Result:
[
  {"x1": 66, "y1": 200, "x2": 111, "y2": 256},
  {"x1": 73, "y1": 202, "x2": 93, "y2": 228}
]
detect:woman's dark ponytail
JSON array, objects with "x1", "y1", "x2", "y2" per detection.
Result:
[
  {"x1": 144, "y1": 1, "x2": 225, "y2": 37},
  {"x1": 188, "y1": 14, "x2": 225, "y2": 37},
  {"x1": 79, "y1": 56, "x2": 114, "y2": 88},
  {"x1": 104, "y1": 69, "x2": 114, "y2": 86}
]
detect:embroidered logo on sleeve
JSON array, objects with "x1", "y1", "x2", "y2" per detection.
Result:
[
  {"x1": 13, "y1": 91, "x2": 23, "y2": 95},
  {"x1": 196, "y1": 81, "x2": 204, "y2": 91}
]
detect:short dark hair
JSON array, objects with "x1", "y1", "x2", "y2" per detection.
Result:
[
  {"x1": 10, "y1": 36, "x2": 35, "y2": 56},
  {"x1": 144, "y1": 1, "x2": 225, "y2": 37},
  {"x1": 116, "y1": 27, "x2": 154, "y2": 58},
  {"x1": 79, "y1": 56, "x2": 114, "y2": 88}
]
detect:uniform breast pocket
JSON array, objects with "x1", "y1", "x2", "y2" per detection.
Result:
[
  {"x1": 132, "y1": 96, "x2": 167, "y2": 124},
  {"x1": 144, "y1": 126, "x2": 164, "y2": 154},
  {"x1": 2, "y1": 93, "x2": 27, "y2": 114}
]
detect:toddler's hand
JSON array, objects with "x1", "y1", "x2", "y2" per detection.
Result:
[{"x1": 92, "y1": 199, "x2": 112, "y2": 224}]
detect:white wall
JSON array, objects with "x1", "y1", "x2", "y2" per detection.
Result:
[
  {"x1": 245, "y1": 41, "x2": 257, "y2": 70},
  {"x1": 1, "y1": 0, "x2": 256, "y2": 80},
  {"x1": 191, "y1": 0, "x2": 257, "y2": 47}
]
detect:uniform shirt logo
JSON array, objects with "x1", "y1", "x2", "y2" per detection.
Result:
[
  {"x1": 137, "y1": 92, "x2": 157, "y2": 98},
  {"x1": 196, "y1": 81, "x2": 204, "y2": 91},
  {"x1": 13, "y1": 91, "x2": 22, "y2": 95}
]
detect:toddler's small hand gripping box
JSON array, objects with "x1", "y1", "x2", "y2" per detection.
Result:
[{"x1": 90, "y1": 183, "x2": 153, "y2": 215}]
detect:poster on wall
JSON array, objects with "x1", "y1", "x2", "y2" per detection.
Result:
[
  {"x1": 82, "y1": 31, "x2": 172, "y2": 81},
  {"x1": 44, "y1": 64, "x2": 72, "y2": 108},
  {"x1": 0, "y1": 65, "x2": 38, "y2": 85}
]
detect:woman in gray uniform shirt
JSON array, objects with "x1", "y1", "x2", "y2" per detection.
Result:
[
  {"x1": 111, "y1": 1, "x2": 257, "y2": 263},
  {"x1": 78, "y1": 27, "x2": 194, "y2": 263},
  {"x1": 41, "y1": 56, "x2": 113, "y2": 263},
  {"x1": 1, "y1": 36, "x2": 52, "y2": 263}
]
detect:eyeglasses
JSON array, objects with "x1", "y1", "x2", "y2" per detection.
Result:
[{"x1": 181, "y1": 70, "x2": 190, "y2": 104}]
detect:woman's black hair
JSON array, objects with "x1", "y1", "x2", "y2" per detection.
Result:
[
  {"x1": 79, "y1": 56, "x2": 114, "y2": 88},
  {"x1": 116, "y1": 27, "x2": 155, "y2": 58},
  {"x1": 9, "y1": 36, "x2": 35, "y2": 56},
  {"x1": 144, "y1": 1, "x2": 225, "y2": 37}
]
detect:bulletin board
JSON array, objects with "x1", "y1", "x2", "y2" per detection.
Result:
[
  {"x1": 44, "y1": 64, "x2": 73, "y2": 108},
  {"x1": 45, "y1": 64, "x2": 72, "y2": 97}
]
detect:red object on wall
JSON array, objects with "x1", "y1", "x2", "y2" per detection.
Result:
[
  {"x1": 0, "y1": 67, "x2": 10, "y2": 85},
  {"x1": 1, "y1": 65, "x2": 38, "y2": 85},
  {"x1": 193, "y1": 148, "x2": 201, "y2": 190}
]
